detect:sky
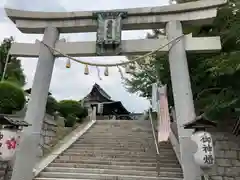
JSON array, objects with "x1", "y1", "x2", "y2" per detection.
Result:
[{"x1": 0, "y1": 0, "x2": 169, "y2": 113}]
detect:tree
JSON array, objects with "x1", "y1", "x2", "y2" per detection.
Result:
[
  {"x1": 46, "y1": 96, "x2": 59, "y2": 116},
  {"x1": 0, "y1": 81, "x2": 26, "y2": 114},
  {"x1": 124, "y1": 1, "x2": 240, "y2": 121},
  {"x1": 0, "y1": 37, "x2": 26, "y2": 86}
]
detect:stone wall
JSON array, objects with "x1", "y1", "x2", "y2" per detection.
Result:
[
  {"x1": 206, "y1": 119, "x2": 240, "y2": 180},
  {"x1": 38, "y1": 114, "x2": 58, "y2": 158}
]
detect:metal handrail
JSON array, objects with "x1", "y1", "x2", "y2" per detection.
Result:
[
  {"x1": 149, "y1": 110, "x2": 159, "y2": 155},
  {"x1": 148, "y1": 110, "x2": 161, "y2": 176}
]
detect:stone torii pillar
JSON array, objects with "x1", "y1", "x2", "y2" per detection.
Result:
[
  {"x1": 10, "y1": 26, "x2": 59, "y2": 180},
  {"x1": 167, "y1": 21, "x2": 201, "y2": 180}
]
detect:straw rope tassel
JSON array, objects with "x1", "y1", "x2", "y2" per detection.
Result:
[
  {"x1": 130, "y1": 63, "x2": 136, "y2": 70},
  {"x1": 96, "y1": 66, "x2": 102, "y2": 80},
  {"x1": 104, "y1": 67, "x2": 109, "y2": 76},
  {"x1": 84, "y1": 65, "x2": 89, "y2": 75},
  {"x1": 117, "y1": 66, "x2": 124, "y2": 79},
  {"x1": 66, "y1": 58, "x2": 71, "y2": 68},
  {"x1": 125, "y1": 63, "x2": 136, "y2": 74},
  {"x1": 125, "y1": 64, "x2": 131, "y2": 74}
]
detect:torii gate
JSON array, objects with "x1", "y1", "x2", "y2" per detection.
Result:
[{"x1": 5, "y1": 0, "x2": 226, "y2": 180}]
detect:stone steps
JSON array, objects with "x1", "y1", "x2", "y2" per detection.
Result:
[
  {"x1": 65, "y1": 146, "x2": 156, "y2": 152},
  {"x1": 61, "y1": 153, "x2": 158, "y2": 159},
  {"x1": 56, "y1": 156, "x2": 177, "y2": 163},
  {"x1": 79, "y1": 135, "x2": 154, "y2": 137},
  {"x1": 48, "y1": 163, "x2": 181, "y2": 172},
  {"x1": 43, "y1": 167, "x2": 183, "y2": 177},
  {"x1": 35, "y1": 177, "x2": 182, "y2": 180},
  {"x1": 69, "y1": 143, "x2": 157, "y2": 148},
  {"x1": 81, "y1": 134, "x2": 154, "y2": 138},
  {"x1": 63, "y1": 149, "x2": 157, "y2": 155},
  {"x1": 37, "y1": 172, "x2": 182, "y2": 180},
  {"x1": 62, "y1": 150, "x2": 175, "y2": 158},
  {"x1": 53, "y1": 158, "x2": 179, "y2": 167},
  {"x1": 68, "y1": 146, "x2": 172, "y2": 151},
  {"x1": 72, "y1": 142, "x2": 156, "y2": 146},
  {"x1": 72, "y1": 141, "x2": 156, "y2": 145},
  {"x1": 35, "y1": 120, "x2": 183, "y2": 180},
  {"x1": 75, "y1": 138, "x2": 155, "y2": 142}
]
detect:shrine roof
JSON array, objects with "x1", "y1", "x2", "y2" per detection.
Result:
[
  {"x1": 84, "y1": 84, "x2": 130, "y2": 114},
  {"x1": 84, "y1": 83, "x2": 112, "y2": 102},
  {"x1": 101, "y1": 101, "x2": 130, "y2": 115},
  {"x1": 93, "y1": 83, "x2": 111, "y2": 100}
]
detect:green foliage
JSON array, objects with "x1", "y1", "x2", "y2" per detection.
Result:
[
  {"x1": 0, "y1": 81, "x2": 25, "y2": 114},
  {"x1": 58, "y1": 100, "x2": 87, "y2": 122},
  {"x1": 124, "y1": 1, "x2": 240, "y2": 121},
  {"x1": 46, "y1": 96, "x2": 59, "y2": 116},
  {"x1": 77, "y1": 107, "x2": 88, "y2": 122},
  {"x1": 0, "y1": 37, "x2": 26, "y2": 86},
  {"x1": 65, "y1": 114, "x2": 77, "y2": 127}
]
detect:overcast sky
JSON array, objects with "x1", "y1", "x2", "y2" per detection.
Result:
[{"x1": 0, "y1": 0, "x2": 169, "y2": 113}]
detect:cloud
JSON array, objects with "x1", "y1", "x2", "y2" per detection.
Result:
[
  {"x1": 5, "y1": 0, "x2": 66, "y2": 11},
  {"x1": 0, "y1": 8, "x2": 5, "y2": 22},
  {"x1": 0, "y1": 0, "x2": 171, "y2": 112},
  {"x1": 60, "y1": 0, "x2": 169, "y2": 11}
]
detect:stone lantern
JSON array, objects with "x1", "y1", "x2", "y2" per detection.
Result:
[
  {"x1": 183, "y1": 115, "x2": 217, "y2": 169},
  {"x1": 0, "y1": 115, "x2": 30, "y2": 161}
]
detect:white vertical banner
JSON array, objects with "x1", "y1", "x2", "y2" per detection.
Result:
[
  {"x1": 158, "y1": 85, "x2": 171, "y2": 142},
  {"x1": 151, "y1": 83, "x2": 158, "y2": 112},
  {"x1": 97, "y1": 103, "x2": 104, "y2": 114}
]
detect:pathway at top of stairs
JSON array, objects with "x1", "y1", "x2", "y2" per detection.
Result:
[{"x1": 34, "y1": 120, "x2": 183, "y2": 180}]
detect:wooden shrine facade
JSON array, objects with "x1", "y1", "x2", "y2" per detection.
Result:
[{"x1": 83, "y1": 83, "x2": 131, "y2": 119}]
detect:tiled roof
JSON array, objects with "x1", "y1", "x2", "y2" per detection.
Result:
[
  {"x1": 84, "y1": 83, "x2": 112, "y2": 101},
  {"x1": 93, "y1": 83, "x2": 111, "y2": 100},
  {"x1": 0, "y1": 114, "x2": 30, "y2": 126}
]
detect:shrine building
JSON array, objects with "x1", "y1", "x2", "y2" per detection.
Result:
[{"x1": 82, "y1": 83, "x2": 131, "y2": 120}]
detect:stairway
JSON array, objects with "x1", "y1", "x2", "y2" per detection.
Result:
[{"x1": 35, "y1": 120, "x2": 183, "y2": 180}]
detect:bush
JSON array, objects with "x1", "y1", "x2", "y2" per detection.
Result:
[
  {"x1": 46, "y1": 96, "x2": 59, "y2": 115},
  {"x1": 65, "y1": 114, "x2": 77, "y2": 127},
  {"x1": 0, "y1": 81, "x2": 25, "y2": 114},
  {"x1": 76, "y1": 107, "x2": 88, "y2": 122},
  {"x1": 58, "y1": 100, "x2": 87, "y2": 120}
]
